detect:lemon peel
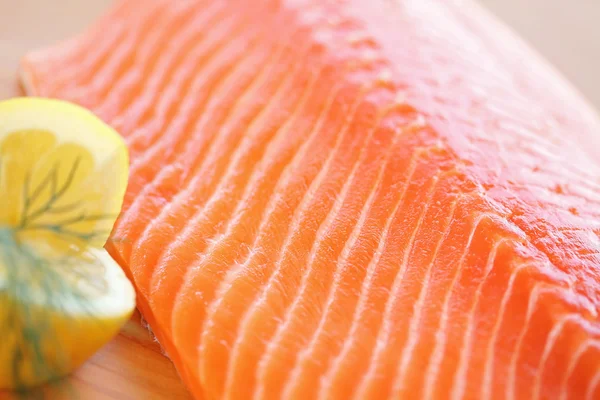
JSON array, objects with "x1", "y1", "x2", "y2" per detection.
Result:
[{"x1": 0, "y1": 97, "x2": 135, "y2": 390}]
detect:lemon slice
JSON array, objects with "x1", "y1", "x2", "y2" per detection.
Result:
[{"x1": 0, "y1": 97, "x2": 135, "y2": 390}]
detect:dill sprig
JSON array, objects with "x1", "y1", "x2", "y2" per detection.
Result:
[
  {"x1": 18, "y1": 158, "x2": 118, "y2": 243},
  {"x1": 0, "y1": 158, "x2": 118, "y2": 397},
  {"x1": 19, "y1": 158, "x2": 82, "y2": 228},
  {"x1": 0, "y1": 227, "x2": 104, "y2": 395}
]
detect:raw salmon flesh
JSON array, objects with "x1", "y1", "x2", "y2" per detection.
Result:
[{"x1": 20, "y1": 0, "x2": 600, "y2": 399}]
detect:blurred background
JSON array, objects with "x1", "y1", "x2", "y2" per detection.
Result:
[
  {"x1": 0, "y1": 0, "x2": 599, "y2": 111},
  {"x1": 480, "y1": 0, "x2": 600, "y2": 111}
]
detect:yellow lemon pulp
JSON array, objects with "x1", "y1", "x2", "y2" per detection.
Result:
[{"x1": 0, "y1": 97, "x2": 135, "y2": 390}]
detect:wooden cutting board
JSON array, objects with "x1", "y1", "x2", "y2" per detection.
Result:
[
  {"x1": 0, "y1": 0, "x2": 190, "y2": 398},
  {"x1": 0, "y1": 312, "x2": 190, "y2": 399}
]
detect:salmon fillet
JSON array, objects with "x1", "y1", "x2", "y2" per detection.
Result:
[{"x1": 20, "y1": 0, "x2": 600, "y2": 399}]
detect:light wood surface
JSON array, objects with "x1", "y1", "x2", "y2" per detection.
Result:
[{"x1": 0, "y1": 312, "x2": 191, "y2": 400}]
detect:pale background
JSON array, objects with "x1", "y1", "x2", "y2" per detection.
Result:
[
  {"x1": 480, "y1": 0, "x2": 600, "y2": 111},
  {"x1": 1, "y1": 0, "x2": 599, "y2": 111}
]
